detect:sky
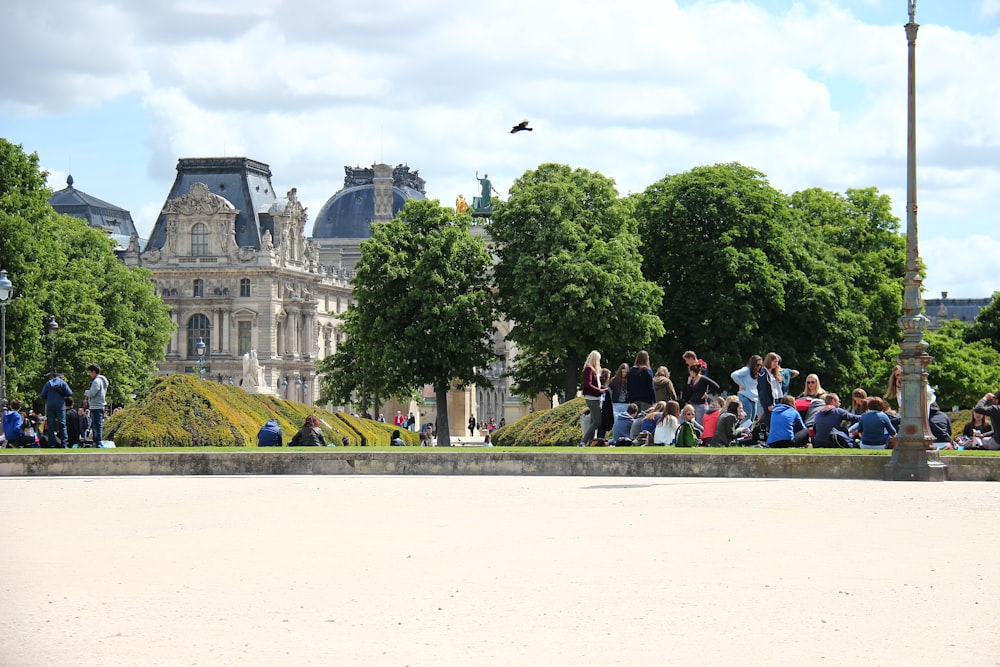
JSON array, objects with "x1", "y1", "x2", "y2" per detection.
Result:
[{"x1": 2, "y1": 0, "x2": 998, "y2": 298}]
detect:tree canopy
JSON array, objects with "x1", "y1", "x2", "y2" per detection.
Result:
[
  {"x1": 966, "y1": 291, "x2": 1000, "y2": 354},
  {"x1": 320, "y1": 199, "x2": 495, "y2": 444},
  {"x1": 635, "y1": 163, "x2": 905, "y2": 397},
  {"x1": 489, "y1": 163, "x2": 664, "y2": 399},
  {"x1": 0, "y1": 139, "x2": 173, "y2": 404}
]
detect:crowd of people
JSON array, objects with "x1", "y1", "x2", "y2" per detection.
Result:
[
  {"x1": 578, "y1": 349, "x2": 1000, "y2": 450},
  {"x1": 2, "y1": 364, "x2": 113, "y2": 448}
]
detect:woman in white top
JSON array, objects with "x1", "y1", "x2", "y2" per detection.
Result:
[{"x1": 654, "y1": 400, "x2": 681, "y2": 446}]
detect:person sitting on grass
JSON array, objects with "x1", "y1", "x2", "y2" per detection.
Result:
[
  {"x1": 675, "y1": 404, "x2": 704, "y2": 447},
  {"x1": 973, "y1": 391, "x2": 1000, "y2": 450},
  {"x1": 928, "y1": 402, "x2": 953, "y2": 449},
  {"x1": 766, "y1": 395, "x2": 809, "y2": 448},
  {"x1": 257, "y1": 418, "x2": 283, "y2": 447},
  {"x1": 811, "y1": 393, "x2": 859, "y2": 448},
  {"x1": 712, "y1": 398, "x2": 752, "y2": 447},
  {"x1": 390, "y1": 429, "x2": 406, "y2": 447},
  {"x1": 2, "y1": 399, "x2": 38, "y2": 448},
  {"x1": 853, "y1": 397, "x2": 897, "y2": 450},
  {"x1": 611, "y1": 403, "x2": 640, "y2": 445},
  {"x1": 290, "y1": 415, "x2": 326, "y2": 447},
  {"x1": 653, "y1": 401, "x2": 680, "y2": 446}
]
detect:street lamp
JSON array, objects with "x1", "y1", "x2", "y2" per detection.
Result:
[
  {"x1": 0, "y1": 269, "x2": 12, "y2": 410},
  {"x1": 46, "y1": 315, "x2": 59, "y2": 377},
  {"x1": 195, "y1": 337, "x2": 206, "y2": 379},
  {"x1": 885, "y1": 0, "x2": 946, "y2": 481}
]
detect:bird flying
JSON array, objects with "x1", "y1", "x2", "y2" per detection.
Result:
[{"x1": 510, "y1": 120, "x2": 533, "y2": 134}]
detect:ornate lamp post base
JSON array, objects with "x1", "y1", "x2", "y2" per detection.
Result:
[{"x1": 885, "y1": 446, "x2": 948, "y2": 481}]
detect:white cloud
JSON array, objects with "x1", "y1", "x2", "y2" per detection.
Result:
[{"x1": 3, "y1": 0, "x2": 999, "y2": 295}]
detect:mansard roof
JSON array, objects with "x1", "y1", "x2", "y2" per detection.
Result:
[
  {"x1": 145, "y1": 157, "x2": 277, "y2": 252},
  {"x1": 48, "y1": 175, "x2": 140, "y2": 246}
]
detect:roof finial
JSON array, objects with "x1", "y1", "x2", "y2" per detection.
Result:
[{"x1": 67, "y1": 174, "x2": 74, "y2": 187}]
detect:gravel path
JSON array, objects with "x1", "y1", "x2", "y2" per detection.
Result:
[{"x1": 2, "y1": 476, "x2": 998, "y2": 666}]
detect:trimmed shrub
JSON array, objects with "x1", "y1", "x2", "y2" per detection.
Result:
[{"x1": 105, "y1": 374, "x2": 419, "y2": 447}]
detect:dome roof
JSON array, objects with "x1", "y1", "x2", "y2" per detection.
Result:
[{"x1": 311, "y1": 163, "x2": 426, "y2": 239}]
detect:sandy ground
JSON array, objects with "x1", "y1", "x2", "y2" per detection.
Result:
[{"x1": 1, "y1": 475, "x2": 999, "y2": 667}]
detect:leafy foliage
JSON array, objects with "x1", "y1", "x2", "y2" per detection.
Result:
[
  {"x1": 489, "y1": 163, "x2": 664, "y2": 398},
  {"x1": 635, "y1": 163, "x2": 904, "y2": 397},
  {"x1": 966, "y1": 291, "x2": 1000, "y2": 353},
  {"x1": 0, "y1": 139, "x2": 173, "y2": 404},
  {"x1": 329, "y1": 199, "x2": 496, "y2": 445},
  {"x1": 105, "y1": 374, "x2": 419, "y2": 447},
  {"x1": 926, "y1": 319, "x2": 1000, "y2": 409}
]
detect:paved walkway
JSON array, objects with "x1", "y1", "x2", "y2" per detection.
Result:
[{"x1": 1, "y1": 476, "x2": 999, "y2": 666}]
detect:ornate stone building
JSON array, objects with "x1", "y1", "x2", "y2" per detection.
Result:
[
  {"x1": 117, "y1": 156, "x2": 537, "y2": 434},
  {"x1": 125, "y1": 157, "x2": 351, "y2": 403}
]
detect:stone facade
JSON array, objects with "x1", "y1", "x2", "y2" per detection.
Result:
[{"x1": 126, "y1": 161, "x2": 351, "y2": 404}]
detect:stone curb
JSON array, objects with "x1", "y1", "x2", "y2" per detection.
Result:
[{"x1": 1, "y1": 451, "x2": 998, "y2": 481}]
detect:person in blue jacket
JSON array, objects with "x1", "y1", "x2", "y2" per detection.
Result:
[
  {"x1": 767, "y1": 396, "x2": 808, "y2": 448},
  {"x1": 257, "y1": 419, "x2": 283, "y2": 447},
  {"x1": 40, "y1": 372, "x2": 73, "y2": 448}
]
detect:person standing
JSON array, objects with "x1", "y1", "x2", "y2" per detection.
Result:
[
  {"x1": 468, "y1": 415, "x2": 477, "y2": 437},
  {"x1": 756, "y1": 352, "x2": 783, "y2": 432},
  {"x1": 681, "y1": 363, "x2": 719, "y2": 426},
  {"x1": 626, "y1": 350, "x2": 656, "y2": 412},
  {"x1": 730, "y1": 355, "x2": 762, "y2": 424},
  {"x1": 84, "y1": 363, "x2": 109, "y2": 447},
  {"x1": 580, "y1": 350, "x2": 606, "y2": 446},
  {"x1": 40, "y1": 372, "x2": 73, "y2": 448}
]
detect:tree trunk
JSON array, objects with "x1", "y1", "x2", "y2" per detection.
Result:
[
  {"x1": 563, "y1": 350, "x2": 581, "y2": 403},
  {"x1": 435, "y1": 382, "x2": 451, "y2": 447}
]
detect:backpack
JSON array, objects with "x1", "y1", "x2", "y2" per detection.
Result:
[{"x1": 675, "y1": 421, "x2": 699, "y2": 448}]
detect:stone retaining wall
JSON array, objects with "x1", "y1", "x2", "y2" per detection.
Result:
[{"x1": 1, "y1": 451, "x2": 998, "y2": 481}]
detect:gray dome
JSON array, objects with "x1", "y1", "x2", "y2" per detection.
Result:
[
  {"x1": 312, "y1": 185, "x2": 425, "y2": 238},
  {"x1": 311, "y1": 163, "x2": 427, "y2": 239}
]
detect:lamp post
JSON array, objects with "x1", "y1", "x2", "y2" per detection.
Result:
[
  {"x1": 885, "y1": 0, "x2": 946, "y2": 481},
  {"x1": 46, "y1": 315, "x2": 59, "y2": 377},
  {"x1": 0, "y1": 269, "x2": 12, "y2": 410},
  {"x1": 195, "y1": 337, "x2": 207, "y2": 379}
]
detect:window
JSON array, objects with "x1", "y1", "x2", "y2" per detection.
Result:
[
  {"x1": 193, "y1": 279, "x2": 204, "y2": 298},
  {"x1": 238, "y1": 321, "x2": 252, "y2": 356},
  {"x1": 191, "y1": 223, "x2": 209, "y2": 257},
  {"x1": 187, "y1": 314, "x2": 211, "y2": 359},
  {"x1": 240, "y1": 278, "x2": 251, "y2": 297}
]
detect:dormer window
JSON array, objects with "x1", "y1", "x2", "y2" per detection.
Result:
[{"x1": 191, "y1": 223, "x2": 209, "y2": 257}]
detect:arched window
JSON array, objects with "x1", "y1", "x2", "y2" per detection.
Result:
[
  {"x1": 193, "y1": 278, "x2": 204, "y2": 297},
  {"x1": 240, "y1": 278, "x2": 251, "y2": 297},
  {"x1": 191, "y1": 223, "x2": 209, "y2": 257},
  {"x1": 187, "y1": 314, "x2": 211, "y2": 359}
]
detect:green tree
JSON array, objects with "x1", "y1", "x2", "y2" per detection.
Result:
[
  {"x1": 316, "y1": 305, "x2": 416, "y2": 417},
  {"x1": 488, "y1": 163, "x2": 664, "y2": 399},
  {"x1": 0, "y1": 139, "x2": 173, "y2": 404},
  {"x1": 330, "y1": 199, "x2": 495, "y2": 445},
  {"x1": 966, "y1": 291, "x2": 1000, "y2": 353},
  {"x1": 636, "y1": 163, "x2": 798, "y2": 384},
  {"x1": 927, "y1": 319, "x2": 1000, "y2": 409}
]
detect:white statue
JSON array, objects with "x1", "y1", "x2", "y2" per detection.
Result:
[
  {"x1": 261, "y1": 229, "x2": 273, "y2": 250},
  {"x1": 242, "y1": 349, "x2": 262, "y2": 388}
]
